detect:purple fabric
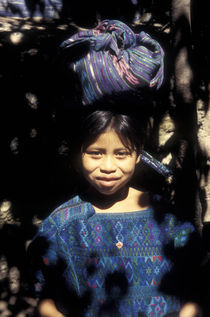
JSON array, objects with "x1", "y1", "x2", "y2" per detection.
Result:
[{"x1": 61, "y1": 19, "x2": 164, "y2": 105}]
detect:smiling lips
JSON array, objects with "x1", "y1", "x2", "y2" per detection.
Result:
[
  {"x1": 96, "y1": 177, "x2": 120, "y2": 186},
  {"x1": 97, "y1": 177, "x2": 120, "y2": 181}
]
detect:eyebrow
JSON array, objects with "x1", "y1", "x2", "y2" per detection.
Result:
[{"x1": 85, "y1": 146, "x2": 132, "y2": 151}]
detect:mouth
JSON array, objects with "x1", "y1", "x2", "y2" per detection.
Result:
[
  {"x1": 96, "y1": 177, "x2": 120, "y2": 182},
  {"x1": 96, "y1": 177, "x2": 120, "y2": 187}
]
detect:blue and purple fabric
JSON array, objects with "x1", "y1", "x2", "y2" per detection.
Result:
[
  {"x1": 30, "y1": 195, "x2": 197, "y2": 317},
  {"x1": 61, "y1": 20, "x2": 169, "y2": 179},
  {"x1": 60, "y1": 19, "x2": 164, "y2": 106}
]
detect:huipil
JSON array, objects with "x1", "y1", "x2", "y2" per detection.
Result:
[{"x1": 29, "y1": 194, "x2": 196, "y2": 317}]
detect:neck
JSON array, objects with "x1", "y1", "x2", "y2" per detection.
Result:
[{"x1": 85, "y1": 187, "x2": 129, "y2": 210}]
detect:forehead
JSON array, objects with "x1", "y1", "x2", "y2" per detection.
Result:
[
  {"x1": 86, "y1": 129, "x2": 132, "y2": 149},
  {"x1": 88, "y1": 130, "x2": 122, "y2": 146}
]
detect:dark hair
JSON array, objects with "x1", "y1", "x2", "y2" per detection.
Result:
[
  {"x1": 64, "y1": 108, "x2": 146, "y2": 194},
  {"x1": 67, "y1": 106, "x2": 148, "y2": 174},
  {"x1": 79, "y1": 110, "x2": 144, "y2": 155},
  {"x1": 58, "y1": 92, "x2": 155, "y2": 194}
]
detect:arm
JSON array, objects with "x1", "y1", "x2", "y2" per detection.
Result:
[
  {"x1": 162, "y1": 213, "x2": 206, "y2": 317},
  {"x1": 173, "y1": 226, "x2": 204, "y2": 317},
  {"x1": 179, "y1": 302, "x2": 202, "y2": 317},
  {"x1": 38, "y1": 299, "x2": 65, "y2": 317},
  {"x1": 28, "y1": 218, "x2": 65, "y2": 316}
]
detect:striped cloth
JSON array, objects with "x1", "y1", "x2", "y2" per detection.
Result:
[{"x1": 60, "y1": 19, "x2": 164, "y2": 105}]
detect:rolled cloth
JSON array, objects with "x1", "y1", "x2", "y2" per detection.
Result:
[
  {"x1": 60, "y1": 20, "x2": 170, "y2": 178},
  {"x1": 60, "y1": 19, "x2": 164, "y2": 105}
]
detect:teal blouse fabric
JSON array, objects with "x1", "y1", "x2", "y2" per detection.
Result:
[{"x1": 29, "y1": 195, "x2": 196, "y2": 317}]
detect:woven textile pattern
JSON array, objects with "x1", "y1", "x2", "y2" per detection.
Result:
[
  {"x1": 60, "y1": 20, "x2": 164, "y2": 105},
  {"x1": 32, "y1": 195, "x2": 194, "y2": 317}
]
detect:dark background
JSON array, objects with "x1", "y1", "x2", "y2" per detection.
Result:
[{"x1": 0, "y1": 0, "x2": 209, "y2": 316}]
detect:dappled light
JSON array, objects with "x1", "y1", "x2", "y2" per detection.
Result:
[
  {"x1": 0, "y1": 0, "x2": 209, "y2": 316},
  {"x1": 9, "y1": 31, "x2": 23, "y2": 44},
  {"x1": 25, "y1": 92, "x2": 38, "y2": 109}
]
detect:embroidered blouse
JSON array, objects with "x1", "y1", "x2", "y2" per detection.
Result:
[{"x1": 29, "y1": 195, "x2": 198, "y2": 317}]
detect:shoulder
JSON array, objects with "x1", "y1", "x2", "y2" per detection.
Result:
[
  {"x1": 151, "y1": 194, "x2": 195, "y2": 244},
  {"x1": 50, "y1": 195, "x2": 85, "y2": 219},
  {"x1": 38, "y1": 195, "x2": 94, "y2": 235}
]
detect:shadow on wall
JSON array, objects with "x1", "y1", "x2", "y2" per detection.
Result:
[
  {"x1": 0, "y1": 0, "x2": 135, "y2": 21},
  {"x1": 0, "y1": 0, "x2": 170, "y2": 25},
  {"x1": 0, "y1": 0, "x2": 209, "y2": 315}
]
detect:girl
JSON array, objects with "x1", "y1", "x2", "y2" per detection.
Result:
[
  {"x1": 29, "y1": 109, "x2": 203, "y2": 317},
  {"x1": 28, "y1": 20, "x2": 204, "y2": 317}
]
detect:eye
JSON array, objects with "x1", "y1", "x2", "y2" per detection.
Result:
[
  {"x1": 115, "y1": 151, "x2": 130, "y2": 158},
  {"x1": 86, "y1": 151, "x2": 102, "y2": 158}
]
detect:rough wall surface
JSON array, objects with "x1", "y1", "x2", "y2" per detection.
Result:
[
  {"x1": 197, "y1": 99, "x2": 210, "y2": 221},
  {"x1": 0, "y1": 0, "x2": 62, "y2": 18},
  {"x1": 0, "y1": 16, "x2": 209, "y2": 316}
]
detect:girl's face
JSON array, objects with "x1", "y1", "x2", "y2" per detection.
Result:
[{"x1": 81, "y1": 129, "x2": 140, "y2": 196}]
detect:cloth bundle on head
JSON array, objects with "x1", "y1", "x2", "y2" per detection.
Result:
[
  {"x1": 60, "y1": 20, "x2": 171, "y2": 179},
  {"x1": 60, "y1": 19, "x2": 164, "y2": 105}
]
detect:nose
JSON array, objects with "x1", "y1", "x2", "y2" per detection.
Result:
[{"x1": 100, "y1": 155, "x2": 116, "y2": 173}]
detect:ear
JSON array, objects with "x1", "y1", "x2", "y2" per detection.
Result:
[{"x1": 136, "y1": 154, "x2": 141, "y2": 164}]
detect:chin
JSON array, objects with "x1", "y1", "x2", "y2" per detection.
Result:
[
  {"x1": 97, "y1": 188, "x2": 118, "y2": 196},
  {"x1": 96, "y1": 185, "x2": 126, "y2": 196}
]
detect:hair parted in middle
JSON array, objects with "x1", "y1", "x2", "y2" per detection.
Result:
[
  {"x1": 58, "y1": 19, "x2": 172, "y2": 187},
  {"x1": 79, "y1": 109, "x2": 145, "y2": 155}
]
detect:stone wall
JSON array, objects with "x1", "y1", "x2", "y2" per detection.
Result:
[
  {"x1": 0, "y1": 0, "x2": 62, "y2": 18},
  {"x1": 197, "y1": 99, "x2": 210, "y2": 222},
  {"x1": 0, "y1": 16, "x2": 209, "y2": 316}
]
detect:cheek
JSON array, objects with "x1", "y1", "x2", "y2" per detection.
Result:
[
  {"x1": 119, "y1": 159, "x2": 137, "y2": 174},
  {"x1": 81, "y1": 157, "x2": 98, "y2": 174}
]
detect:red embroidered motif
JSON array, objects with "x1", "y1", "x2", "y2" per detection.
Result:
[{"x1": 153, "y1": 256, "x2": 162, "y2": 262}]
